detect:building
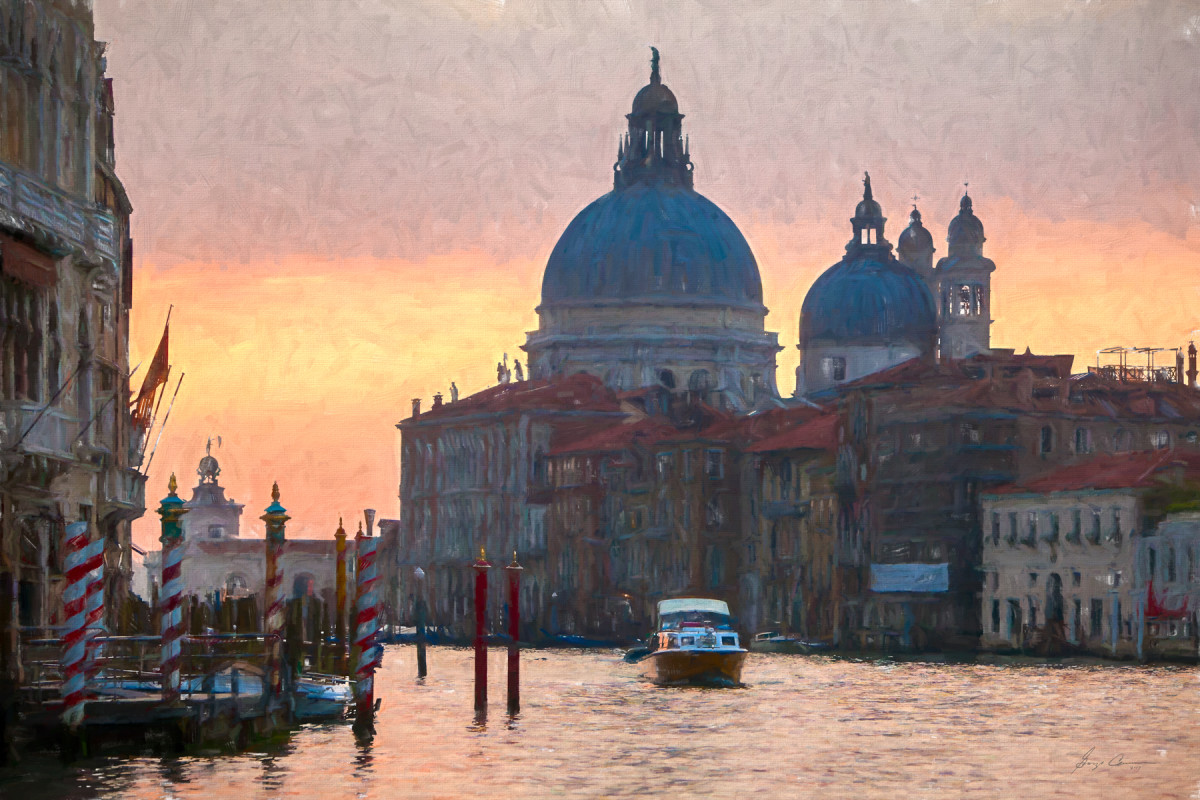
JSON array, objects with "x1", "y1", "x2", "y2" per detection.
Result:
[
  {"x1": 745, "y1": 412, "x2": 842, "y2": 641},
  {"x1": 0, "y1": 0, "x2": 143, "y2": 676},
  {"x1": 981, "y1": 451, "x2": 1200, "y2": 657},
  {"x1": 394, "y1": 374, "x2": 624, "y2": 637},
  {"x1": 144, "y1": 446, "x2": 348, "y2": 609},
  {"x1": 523, "y1": 50, "x2": 782, "y2": 409}
]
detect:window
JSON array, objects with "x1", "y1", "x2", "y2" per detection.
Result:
[
  {"x1": 973, "y1": 286, "x2": 985, "y2": 316},
  {"x1": 705, "y1": 497, "x2": 724, "y2": 528},
  {"x1": 821, "y1": 356, "x2": 846, "y2": 382},
  {"x1": 1029, "y1": 572, "x2": 1039, "y2": 587},
  {"x1": 991, "y1": 512, "x2": 1001, "y2": 546},
  {"x1": 1074, "y1": 427, "x2": 1093, "y2": 454},
  {"x1": 1023, "y1": 511, "x2": 1038, "y2": 546},
  {"x1": 907, "y1": 432, "x2": 924, "y2": 452},
  {"x1": 1072, "y1": 571, "x2": 1081, "y2": 587},
  {"x1": 961, "y1": 422, "x2": 981, "y2": 444},
  {"x1": 1153, "y1": 430, "x2": 1170, "y2": 450},
  {"x1": 991, "y1": 600, "x2": 1000, "y2": 634},
  {"x1": 1068, "y1": 509, "x2": 1082, "y2": 543},
  {"x1": 1073, "y1": 600, "x2": 1082, "y2": 642},
  {"x1": 1006, "y1": 512, "x2": 1018, "y2": 545},
  {"x1": 1088, "y1": 509, "x2": 1101, "y2": 544},
  {"x1": 1028, "y1": 603, "x2": 1038, "y2": 627},
  {"x1": 704, "y1": 449, "x2": 724, "y2": 480},
  {"x1": 1109, "y1": 508, "x2": 1122, "y2": 544},
  {"x1": 1039, "y1": 426, "x2": 1054, "y2": 455},
  {"x1": 656, "y1": 452, "x2": 672, "y2": 479},
  {"x1": 1046, "y1": 513, "x2": 1060, "y2": 542},
  {"x1": 208, "y1": 525, "x2": 225, "y2": 539},
  {"x1": 958, "y1": 284, "x2": 973, "y2": 316},
  {"x1": 721, "y1": 636, "x2": 736, "y2": 646},
  {"x1": 1090, "y1": 599, "x2": 1103, "y2": 638}
]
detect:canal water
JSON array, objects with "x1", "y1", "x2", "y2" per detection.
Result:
[{"x1": 5, "y1": 645, "x2": 1200, "y2": 799}]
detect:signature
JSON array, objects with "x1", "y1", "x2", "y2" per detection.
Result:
[{"x1": 1072, "y1": 747, "x2": 1146, "y2": 773}]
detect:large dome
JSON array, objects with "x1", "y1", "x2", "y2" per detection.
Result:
[
  {"x1": 540, "y1": 185, "x2": 764, "y2": 310},
  {"x1": 801, "y1": 255, "x2": 936, "y2": 343}
]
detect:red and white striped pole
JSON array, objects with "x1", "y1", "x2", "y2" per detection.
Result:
[
  {"x1": 82, "y1": 541, "x2": 106, "y2": 685},
  {"x1": 350, "y1": 510, "x2": 379, "y2": 729},
  {"x1": 353, "y1": 511, "x2": 379, "y2": 727},
  {"x1": 60, "y1": 522, "x2": 103, "y2": 728},
  {"x1": 157, "y1": 474, "x2": 189, "y2": 704},
  {"x1": 261, "y1": 482, "x2": 289, "y2": 700}
]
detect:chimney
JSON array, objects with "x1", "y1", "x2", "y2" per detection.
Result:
[
  {"x1": 411, "y1": 398, "x2": 421, "y2": 417},
  {"x1": 432, "y1": 392, "x2": 443, "y2": 409},
  {"x1": 1178, "y1": 349, "x2": 1186, "y2": 384},
  {"x1": 1189, "y1": 342, "x2": 1197, "y2": 388}
]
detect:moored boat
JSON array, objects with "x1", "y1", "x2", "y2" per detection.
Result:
[
  {"x1": 642, "y1": 598, "x2": 747, "y2": 687},
  {"x1": 750, "y1": 631, "x2": 832, "y2": 655}
]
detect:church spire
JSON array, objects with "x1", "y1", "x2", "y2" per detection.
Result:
[{"x1": 614, "y1": 49, "x2": 693, "y2": 190}]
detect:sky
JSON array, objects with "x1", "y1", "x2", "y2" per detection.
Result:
[{"x1": 90, "y1": 0, "x2": 1200, "y2": 552}]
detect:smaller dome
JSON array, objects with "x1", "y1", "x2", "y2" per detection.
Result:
[
  {"x1": 897, "y1": 207, "x2": 934, "y2": 257},
  {"x1": 632, "y1": 82, "x2": 678, "y2": 115},
  {"x1": 800, "y1": 255, "x2": 937, "y2": 344},
  {"x1": 947, "y1": 193, "x2": 985, "y2": 256}
]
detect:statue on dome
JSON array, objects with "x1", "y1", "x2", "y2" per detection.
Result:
[
  {"x1": 514, "y1": 360, "x2": 524, "y2": 382},
  {"x1": 450, "y1": 381, "x2": 459, "y2": 403}
]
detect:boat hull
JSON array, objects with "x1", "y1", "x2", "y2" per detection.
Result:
[{"x1": 644, "y1": 649, "x2": 747, "y2": 687}]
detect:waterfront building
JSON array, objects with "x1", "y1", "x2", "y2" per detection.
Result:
[
  {"x1": 745, "y1": 412, "x2": 841, "y2": 641},
  {"x1": 0, "y1": 0, "x2": 143, "y2": 670},
  {"x1": 393, "y1": 374, "x2": 623, "y2": 637},
  {"x1": 980, "y1": 450, "x2": 1200, "y2": 657}
]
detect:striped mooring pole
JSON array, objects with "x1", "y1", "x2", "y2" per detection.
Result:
[
  {"x1": 60, "y1": 522, "x2": 104, "y2": 728},
  {"x1": 353, "y1": 510, "x2": 379, "y2": 728},
  {"x1": 260, "y1": 482, "x2": 290, "y2": 700},
  {"x1": 82, "y1": 537, "x2": 107, "y2": 685},
  {"x1": 157, "y1": 474, "x2": 189, "y2": 704}
]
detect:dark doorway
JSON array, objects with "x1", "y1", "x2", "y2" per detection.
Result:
[{"x1": 1046, "y1": 573, "x2": 1064, "y2": 623}]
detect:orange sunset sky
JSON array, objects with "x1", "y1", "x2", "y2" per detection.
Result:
[{"x1": 89, "y1": 1, "x2": 1200, "y2": 554}]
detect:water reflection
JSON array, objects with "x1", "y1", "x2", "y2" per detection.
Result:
[{"x1": 4, "y1": 648, "x2": 1200, "y2": 798}]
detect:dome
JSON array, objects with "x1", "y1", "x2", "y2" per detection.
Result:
[
  {"x1": 897, "y1": 207, "x2": 934, "y2": 257},
  {"x1": 540, "y1": 185, "x2": 763, "y2": 310},
  {"x1": 632, "y1": 82, "x2": 678, "y2": 115},
  {"x1": 801, "y1": 256, "x2": 937, "y2": 343},
  {"x1": 198, "y1": 438, "x2": 221, "y2": 484},
  {"x1": 947, "y1": 193, "x2": 985, "y2": 256}
]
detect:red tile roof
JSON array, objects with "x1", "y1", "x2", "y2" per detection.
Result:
[
  {"x1": 993, "y1": 450, "x2": 1200, "y2": 494},
  {"x1": 746, "y1": 413, "x2": 841, "y2": 453},
  {"x1": 550, "y1": 417, "x2": 678, "y2": 455},
  {"x1": 404, "y1": 373, "x2": 620, "y2": 423}
]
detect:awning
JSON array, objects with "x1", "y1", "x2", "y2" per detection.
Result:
[{"x1": 1, "y1": 234, "x2": 57, "y2": 288}]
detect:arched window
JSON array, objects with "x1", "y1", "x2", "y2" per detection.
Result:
[
  {"x1": 1153, "y1": 430, "x2": 1170, "y2": 450},
  {"x1": 1074, "y1": 427, "x2": 1093, "y2": 455}
]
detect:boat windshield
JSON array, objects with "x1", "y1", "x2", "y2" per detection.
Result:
[{"x1": 660, "y1": 611, "x2": 733, "y2": 630}]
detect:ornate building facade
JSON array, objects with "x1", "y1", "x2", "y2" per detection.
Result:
[{"x1": 0, "y1": 0, "x2": 143, "y2": 690}]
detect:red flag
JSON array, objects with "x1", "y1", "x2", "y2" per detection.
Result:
[{"x1": 131, "y1": 320, "x2": 169, "y2": 431}]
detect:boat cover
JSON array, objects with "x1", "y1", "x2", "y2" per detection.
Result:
[{"x1": 657, "y1": 598, "x2": 730, "y2": 616}]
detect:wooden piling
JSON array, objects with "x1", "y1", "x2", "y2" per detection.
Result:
[
  {"x1": 472, "y1": 550, "x2": 491, "y2": 717},
  {"x1": 505, "y1": 553, "x2": 522, "y2": 716}
]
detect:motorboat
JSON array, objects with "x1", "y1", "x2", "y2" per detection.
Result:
[
  {"x1": 641, "y1": 598, "x2": 747, "y2": 687},
  {"x1": 293, "y1": 673, "x2": 354, "y2": 721}
]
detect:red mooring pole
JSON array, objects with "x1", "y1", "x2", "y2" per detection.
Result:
[
  {"x1": 472, "y1": 550, "x2": 491, "y2": 717},
  {"x1": 506, "y1": 552, "x2": 522, "y2": 715}
]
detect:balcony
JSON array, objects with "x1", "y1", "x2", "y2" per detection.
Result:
[
  {"x1": 0, "y1": 162, "x2": 120, "y2": 263},
  {"x1": 2, "y1": 404, "x2": 76, "y2": 460},
  {"x1": 102, "y1": 466, "x2": 147, "y2": 521}
]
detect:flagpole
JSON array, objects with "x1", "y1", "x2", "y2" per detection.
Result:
[
  {"x1": 143, "y1": 373, "x2": 184, "y2": 477},
  {"x1": 137, "y1": 364, "x2": 172, "y2": 462}
]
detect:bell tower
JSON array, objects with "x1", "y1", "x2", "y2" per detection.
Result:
[{"x1": 934, "y1": 189, "x2": 995, "y2": 360}]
